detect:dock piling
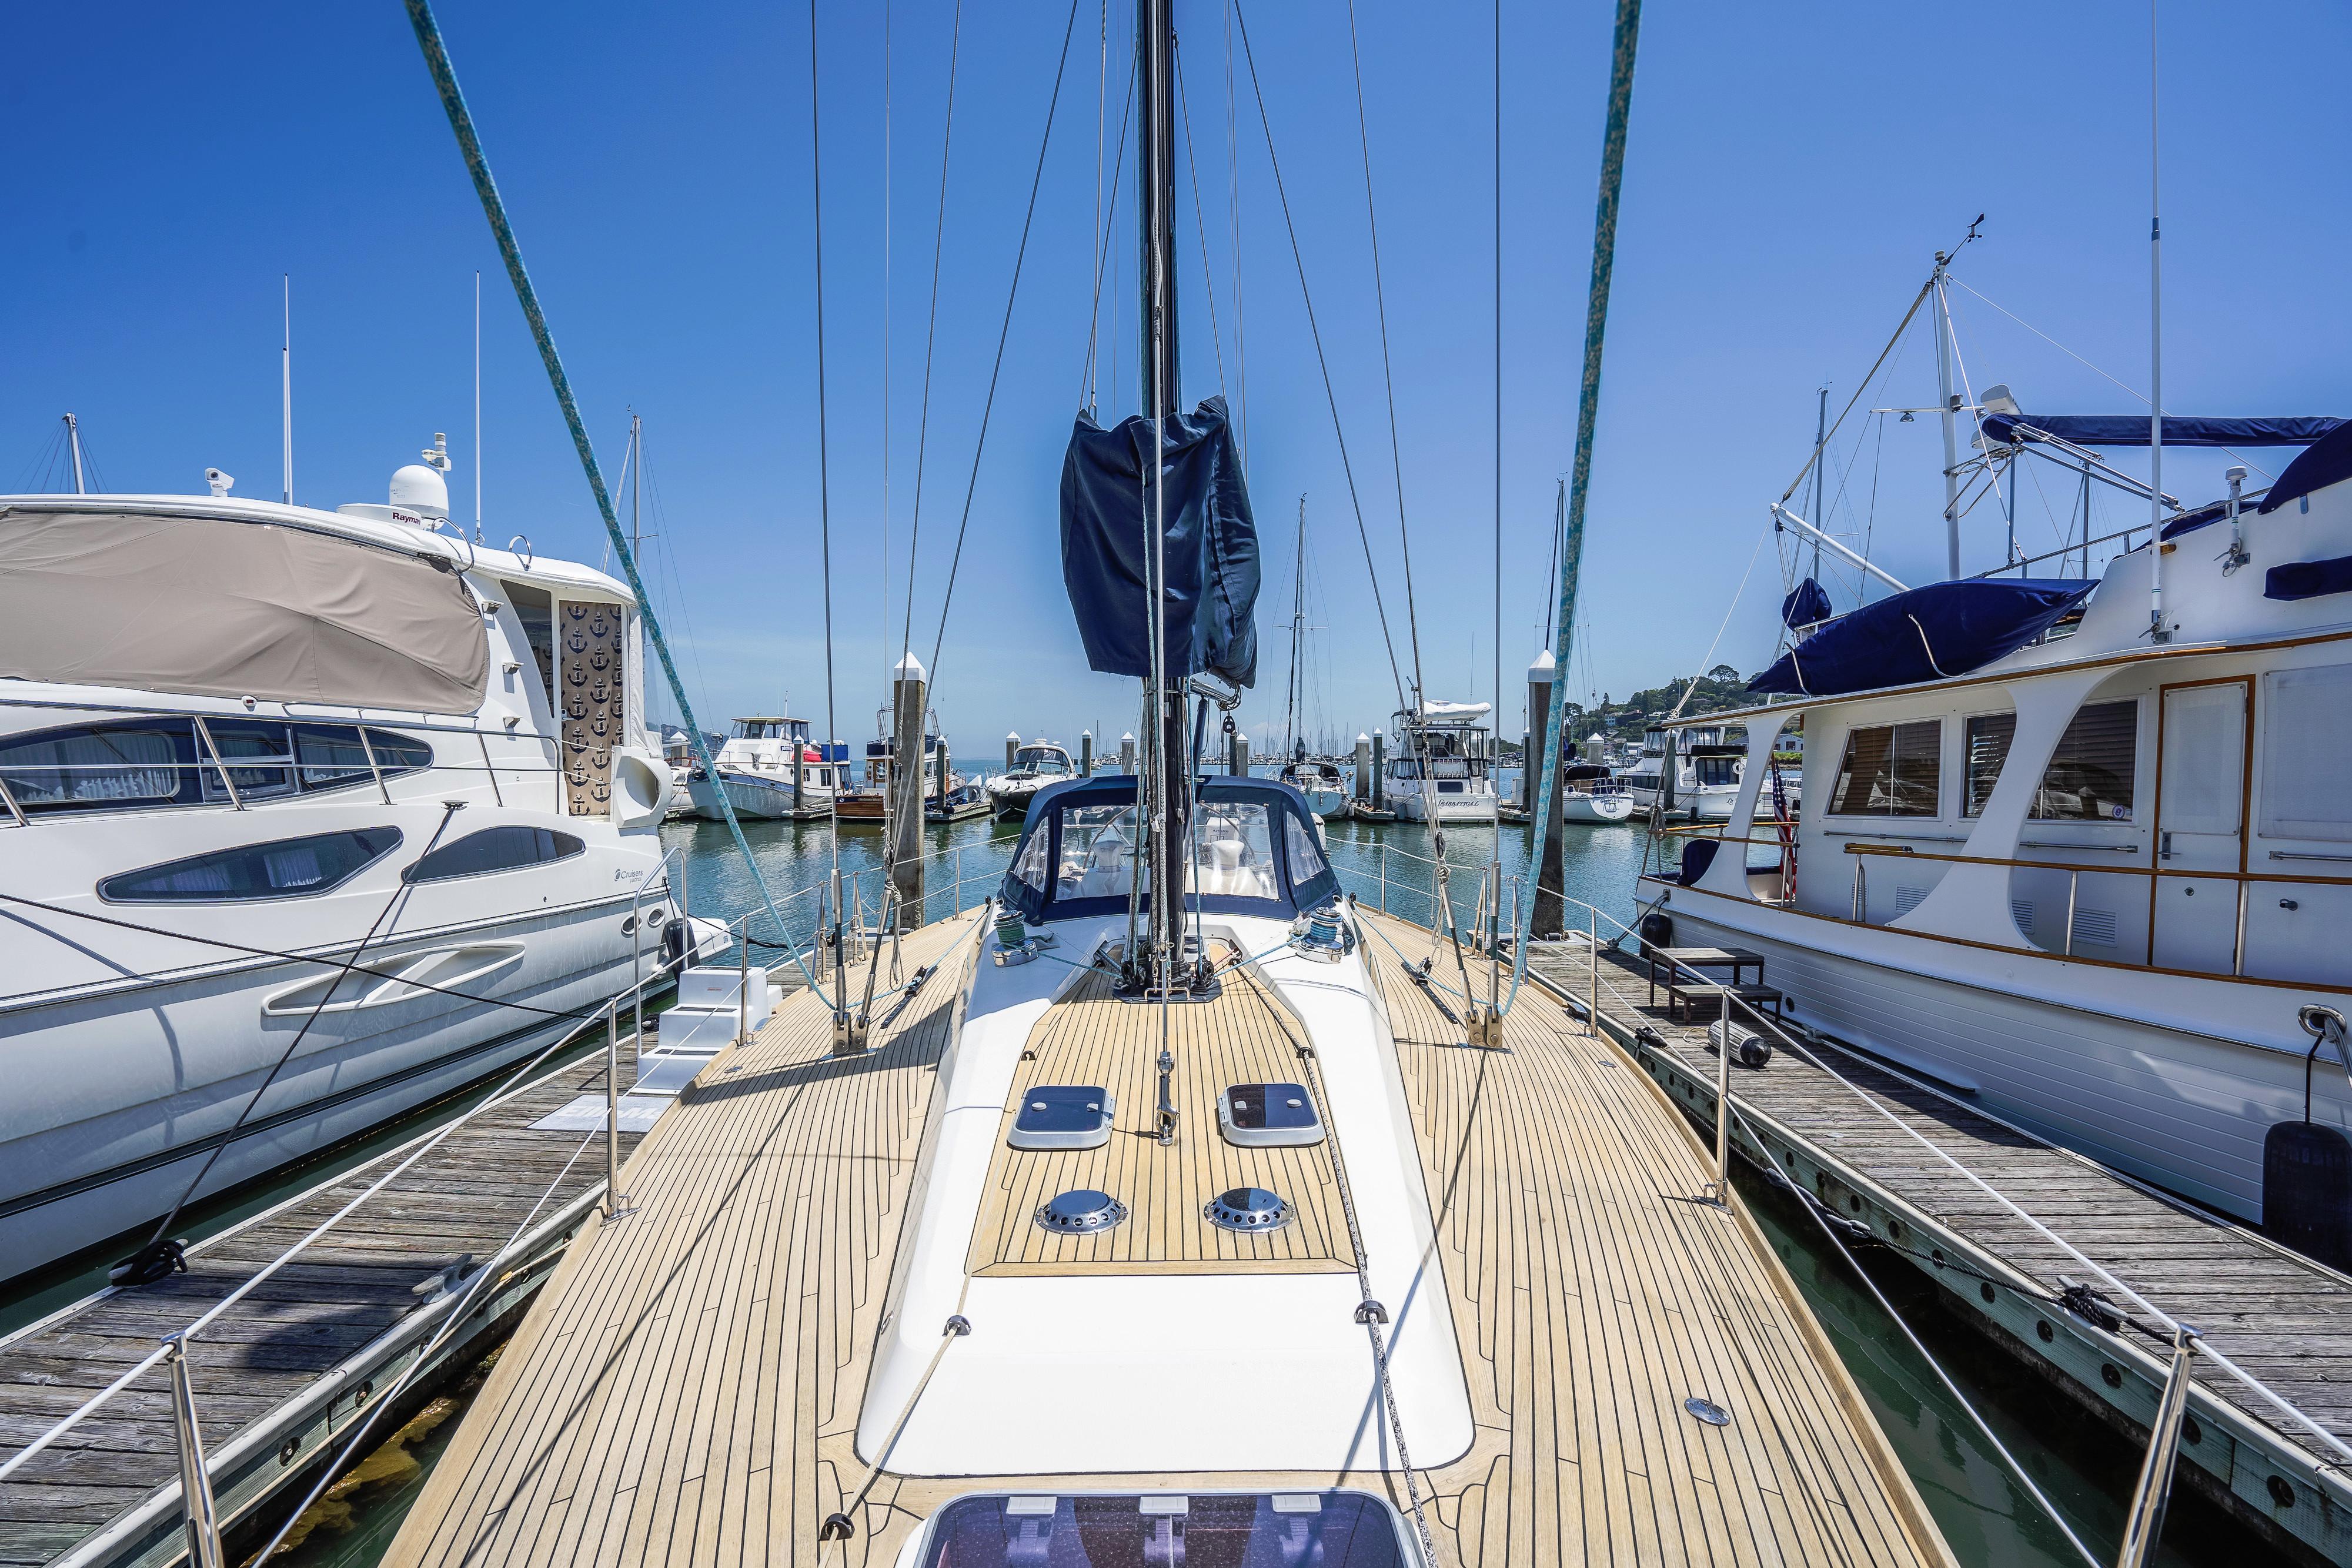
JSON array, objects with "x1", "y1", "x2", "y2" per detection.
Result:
[{"x1": 163, "y1": 1335, "x2": 225, "y2": 1568}]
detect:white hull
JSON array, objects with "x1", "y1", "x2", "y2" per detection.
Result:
[
  {"x1": 1658, "y1": 883, "x2": 2351, "y2": 1222},
  {"x1": 1560, "y1": 792, "x2": 1634, "y2": 824},
  {"x1": 1393, "y1": 788, "x2": 1502, "y2": 824},
  {"x1": 984, "y1": 777, "x2": 1053, "y2": 820},
  {"x1": 689, "y1": 769, "x2": 828, "y2": 821}
]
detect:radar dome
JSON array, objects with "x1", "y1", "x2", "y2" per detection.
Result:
[{"x1": 388, "y1": 463, "x2": 450, "y2": 521}]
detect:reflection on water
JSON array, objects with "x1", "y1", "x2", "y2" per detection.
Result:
[{"x1": 1738, "y1": 1168, "x2": 2235, "y2": 1568}]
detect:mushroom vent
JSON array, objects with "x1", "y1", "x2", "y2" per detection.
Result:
[
  {"x1": 1035, "y1": 1188, "x2": 1128, "y2": 1234},
  {"x1": 1203, "y1": 1186, "x2": 1293, "y2": 1233}
]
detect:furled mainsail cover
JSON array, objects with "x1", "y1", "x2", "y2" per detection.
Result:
[
  {"x1": 1060, "y1": 395, "x2": 1259, "y2": 687},
  {"x1": 0, "y1": 509, "x2": 490, "y2": 711},
  {"x1": 1746, "y1": 578, "x2": 2094, "y2": 697}
]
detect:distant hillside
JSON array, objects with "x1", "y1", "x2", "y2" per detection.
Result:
[{"x1": 1556, "y1": 664, "x2": 1760, "y2": 741}]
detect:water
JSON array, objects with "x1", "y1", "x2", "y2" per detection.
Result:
[{"x1": 12, "y1": 770, "x2": 2251, "y2": 1566}]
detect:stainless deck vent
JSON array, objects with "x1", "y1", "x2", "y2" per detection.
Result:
[
  {"x1": 1035, "y1": 1188, "x2": 1128, "y2": 1234},
  {"x1": 1218, "y1": 1083, "x2": 1324, "y2": 1148},
  {"x1": 1203, "y1": 1186, "x2": 1293, "y2": 1233}
]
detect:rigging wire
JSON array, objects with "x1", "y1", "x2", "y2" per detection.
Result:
[
  {"x1": 1231, "y1": 4, "x2": 1405, "y2": 711},
  {"x1": 1171, "y1": 42, "x2": 1230, "y2": 403},
  {"x1": 1777, "y1": 279, "x2": 1933, "y2": 505},
  {"x1": 808, "y1": 0, "x2": 844, "y2": 932},
  {"x1": 1224, "y1": 0, "x2": 1247, "y2": 467},
  {"x1": 881, "y1": 0, "x2": 892, "y2": 696},
  {"x1": 1340, "y1": 0, "x2": 1426, "y2": 711},
  {"x1": 1078, "y1": 46, "x2": 1140, "y2": 411},
  {"x1": 900, "y1": 0, "x2": 963, "y2": 656},
  {"x1": 1491, "y1": 0, "x2": 1502, "y2": 904},
  {"x1": 923, "y1": 0, "x2": 1084, "y2": 685},
  {"x1": 1090, "y1": 0, "x2": 1107, "y2": 414}
]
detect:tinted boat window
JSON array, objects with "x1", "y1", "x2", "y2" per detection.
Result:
[
  {"x1": 1964, "y1": 703, "x2": 2136, "y2": 820},
  {"x1": 100, "y1": 828, "x2": 403, "y2": 902},
  {"x1": 404, "y1": 824, "x2": 584, "y2": 883},
  {"x1": 0, "y1": 723, "x2": 191, "y2": 810},
  {"x1": 918, "y1": 1492, "x2": 1405, "y2": 1568}
]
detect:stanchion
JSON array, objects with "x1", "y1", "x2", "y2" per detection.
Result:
[
  {"x1": 736, "y1": 922, "x2": 751, "y2": 1045},
  {"x1": 1705, "y1": 978, "x2": 1733, "y2": 1204},
  {"x1": 162, "y1": 1333, "x2": 225, "y2": 1568},
  {"x1": 1586, "y1": 907, "x2": 1599, "y2": 1038},
  {"x1": 603, "y1": 997, "x2": 634, "y2": 1221}
]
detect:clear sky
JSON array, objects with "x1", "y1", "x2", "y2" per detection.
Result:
[{"x1": 9, "y1": 2, "x2": 2347, "y2": 753}]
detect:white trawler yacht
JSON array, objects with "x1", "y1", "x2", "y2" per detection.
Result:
[
  {"x1": 1646, "y1": 385, "x2": 2352, "y2": 1228},
  {"x1": 1381, "y1": 700, "x2": 1500, "y2": 823},
  {"x1": 0, "y1": 449, "x2": 714, "y2": 1283},
  {"x1": 684, "y1": 714, "x2": 850, "y2": 820}
]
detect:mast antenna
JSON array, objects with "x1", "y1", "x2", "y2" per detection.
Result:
[
  {"x1": 2146, "y1": 0, "x2": 2169, "y2": 643},
  {"x1": 63, "y1": 413, "x2": 87, "y2": 497},
  {"x1": 281, "y1": 276, "x2": 293, "y2": 505}
]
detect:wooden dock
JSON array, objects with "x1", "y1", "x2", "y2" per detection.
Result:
[
  {"x1": 1516, "y1": 934, "x2": 2352, "y2": 1565},
  {"x1": 381, "y1": 905, "x2": 1954, "y2": 1568},
  {"x1": 0, "y1": 1042, "x2": 656, "y2": 1568}
]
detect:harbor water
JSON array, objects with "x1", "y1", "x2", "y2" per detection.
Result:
[{"x1": 5, "y1": 773, "x2": 2243, "y2": 1567}]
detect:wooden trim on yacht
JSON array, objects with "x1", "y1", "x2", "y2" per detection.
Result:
[{"x1": 1655, "y1": 875, "x2": 2352, "y2": 998}]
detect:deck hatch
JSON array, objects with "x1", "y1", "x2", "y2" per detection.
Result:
[
  {"x1": 1008, "y1": 1085, "x2": 1115, "y2": 1150},
  {"x1": 1218, "y1": 1082, "x2": 1322, "y2": 1148}
]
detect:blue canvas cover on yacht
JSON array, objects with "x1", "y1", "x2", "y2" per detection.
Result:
[
  {"x1": 1059, "y1": 395, "x2": 1260, "y2": 687},
  {"x1": 1747, "y1": 578, "x2": 2095, "y2": 698},
  {"x1": 997, "y1": 774, "x2": 1337, "y2": 925},
  {"x1": 1979, "y1": 412, "x2": 2344, "y2": 449}
]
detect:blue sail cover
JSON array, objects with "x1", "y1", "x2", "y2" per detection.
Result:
[
  {"x1": 1060, "y1": 395, "x2": 1259, "y2": 687},
  {"x1": 2258, "y1": 420, "x2": 2352, "y2": 515},
  {"x1": 1747, "y1": 579, "x2": 2096, "y2": 697},
  {"x1": 1980, "y1": 412, "x2": 2344, "y2": 449},
  {"x1": 1780, "y1": 576, "x2": 1832, "y2": 628}
]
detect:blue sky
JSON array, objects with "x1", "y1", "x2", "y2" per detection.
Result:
[{"x1": 9, "y1": 2, "x2": 2348, "y2": 752}]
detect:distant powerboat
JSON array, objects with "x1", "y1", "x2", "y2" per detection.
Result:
[
  {"x1": 686, "y1": 716, "x2": 848, "y2": 821},
  {"x1": 1382, "y1": 700, "x2": 1501, "y2": 824},
  {"x1": 983, "y1": 738, "x2": 1077, "y2": 820}
]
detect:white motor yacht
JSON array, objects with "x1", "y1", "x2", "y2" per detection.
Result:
[
  {"x1": 0, "y1": 452, "x2": 717, "y2": 1284},
  {"x1": 1382, "y1": 700, "x2": 1500, "y2": 823},
  {"x1": 1646, "y1": 387, "x2": 2352, "y2": 1229},
  {"x1": 685, "y1": 715, "x2": 849, "y2": 820},
  {"x1": 983, "y1": 737, "x2": 1077, "y2": 820}
]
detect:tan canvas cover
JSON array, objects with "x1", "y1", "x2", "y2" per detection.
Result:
[{"x1": 0, "y1": 509, "x2": 489, "y2": 713}]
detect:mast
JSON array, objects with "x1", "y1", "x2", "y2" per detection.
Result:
[
  {"x1": 1931, "y1": 251, "x2": 1962, "y2": 580},
  {"x1": 62, "y1": 413, "x2": 86, "y2": 496},
  {"x1": 2146, "y1": 6, "x2": 2169, "y2": 643},
  {"x1": 1806, "y1": 383, "x2": 1826, "y2": 582},
  {"x1": 1137, "y1": 0, "x2": 1185, "y2": 990},
  {"x1": 1285, "y1": 494, "x2": 1305, "y2": 758},
  {"x1": 281, "y1": 276, "x2": 293, "y2": 505}
]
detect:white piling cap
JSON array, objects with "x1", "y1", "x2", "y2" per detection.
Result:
[
  {"x1": 1526, "y1": 649, "x2": 1556, "y2": 683},
  {"x1": 894, "y1": 651, "x2": 927, "y2": 681},
  {"x1": 1357, "y1": 731, "x2": 1371, "y2": 743},
  {"x1": 1121, "y1": 731, "x2": 1135, "y2": 743},
  {"x1": 1007, "y1": 730, "x2": 1021, "y2": 741}
]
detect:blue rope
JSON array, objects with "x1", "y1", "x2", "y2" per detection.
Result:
[
  {"x1": 1517, "y1": 0, "x2": 1642, "y2": 1005},
  {"x1": 403, "y1": 1, "x2": 826, "y2": 1004}
]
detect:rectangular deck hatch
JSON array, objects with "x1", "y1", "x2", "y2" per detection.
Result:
[
  {"x1": 1008, "y1": 1085, "x2": 1116, "y2": 1151},
  {"x1": 1218, "y1": 1082, "x2": 1323, "y2": 1147}
]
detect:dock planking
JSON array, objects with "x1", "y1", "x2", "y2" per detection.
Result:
[
  {"x1": 1518, "y1": 932, "x2": 2352, "y2": 1561},
  {"x1": 0, "y1": 1037, "x2": 659, "y2": 1568}
]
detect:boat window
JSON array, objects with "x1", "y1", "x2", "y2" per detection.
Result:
[
  {"x1": 916, "y1": 1492, "x2": 1407, "y2": 1568},
  {"x1": 0, "y1": 718, "x2": 435, "y2": 814},
  {"x1": 2261, "y1": 664, "x2": 2352, "y2": 841},
  {"x1": 1285, "y1": 813, "x2": 1328, "y2": 885},
  {"x1": 1011, "y1": 814, "x2": 1056, "y2": 893},
  {"x1": 99, "y1": 827, "x2": 402, "y2": 903},
  {"x1": 500, "y1": 581, "x2": 557, "y2": 712},
  {"x1": 1055, "y1": 803, "x2": 1140, "y2": 900},
  {"x1": 1826, "y1": 720, "x2": 1940, "y2": 817},
  {"x1": 1694, "y1": 755, "x2": 1740, "y2": 788},
  {"x1": 0, "y1": 723, "x2": 189, "y2": 810},
  {"x1": 404, "y1": 824, "x2": 584, "y2": 883},
  {"x1": 1963, "y1": 702, "x2": 2136, "y2": 820},
  {"x1": 1194, "y1": 802, "x2": 1279, "y2": 899}
]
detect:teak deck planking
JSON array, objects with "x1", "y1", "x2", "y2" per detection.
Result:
[
  {"x1": 1519, "y1": 933, "x2": 2352, "y2": 1557},
  {"x1": 965, "y1": 960, "x2": 1355, "y2": 1276},
  {"x1": 385, "y1": 907, "x2": 1952, "y2": 1568},
  {"x1": 0, "y1": 1047, "x2": 650, "y2": 1568}
]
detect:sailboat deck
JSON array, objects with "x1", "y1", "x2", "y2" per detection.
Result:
[
  {"x1": 383, "y1": 906, "x2": 1950, "y2": 1568},
  {"x1": 966, "y1": 961, "x2": 1356, "y2": 1276}
]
